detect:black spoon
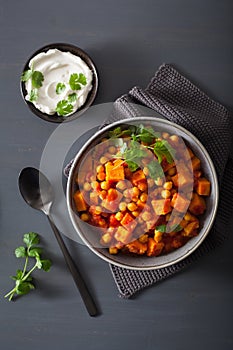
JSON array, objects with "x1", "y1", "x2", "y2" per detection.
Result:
[{"x1": 18, "y1": 167, "x2": 98, "y2": 317}]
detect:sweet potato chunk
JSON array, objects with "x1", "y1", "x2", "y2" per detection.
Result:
[
  {"x1": 131, "y1": 169, "x2": 146, "y2": 185},
  {"x1": 147, "y1": 238, "x2": 164, "y2": 257},
  {"x1": 191, "y1": 156, "x2": 201, "y2": 171},
  {"x1": 105, "y1": 161, "x2": 125, "y2": 182},
  {"x1": 171, "y1": 193, "x2": 189, "y2": 213},
  {"x1": 73, "y1": 191, "x2": 87, "y2": 212},
  {"x1": 183, "y1": 221, "x2": 199, "y2": 237},
  {"x1": 189, "y1": 193, "x2": 206, "y2": 215},
  {"x1": 196, "y1": 178, "x2": 211, "y2": 196},
  {"x1": 151, "y1": 199, "x2": 172, "y2": 215},
  {"x1": 120, "y1": 212, "x2": 137, "y2": 231},
  {"x1": 114, "y1": 226, "x2": 132, "y2": 244}
]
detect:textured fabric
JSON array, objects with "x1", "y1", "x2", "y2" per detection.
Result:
[{"x1": 64, "y1": 64, "x2": 233, "y2": 298}]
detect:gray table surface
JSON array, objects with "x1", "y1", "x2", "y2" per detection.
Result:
[{"x1": 1, "y1": 1, "x2": 233, "y2": 349}]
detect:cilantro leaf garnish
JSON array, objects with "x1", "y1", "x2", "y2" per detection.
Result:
[
  {"x1": 31, "y1": 71, "x2": 44, "y2": 88},
  {"x1": 147, "y1": 160, "x2": 164, "y2": 180},
  {"x1": 21, "y1": 69, "x2": 33, "y2": 82},
  {"x1": 29, "y1": 89, "x2": 38, "y2": 102},
  {"x1": 67, "y1": 92, "x2": 77, "y2": 103},
  {"x1": 56, "y1": 83, "x2": 66, "y2": 95},
  {"x1": 21, "y1": 68, "x2": 44, "y2": 89},
  {"x1": 155, "y1": 224, "x2": 183, "y2": 233},
  {"x1": 153, "y1": 140, "x2": 175, "y2": 164},
  {"x1": 4, "y1": 232, "x2": 52, "y2": 301},
  {"x1": 69, "y1": 73, "x2": 87, "y2": 90},
  {"x1": 56, "y1": 100, "x2": 74, "y2": 116}
]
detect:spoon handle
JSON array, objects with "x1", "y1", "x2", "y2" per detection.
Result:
[{"x1": 47, "y1": 215, "x2": 98, "y2": 317}]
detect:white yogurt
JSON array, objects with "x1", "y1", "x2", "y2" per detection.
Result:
[{"x1": 25, "y1": 49, "x2": 93, "y2": 116}]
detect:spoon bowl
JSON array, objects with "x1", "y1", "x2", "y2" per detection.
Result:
[
  {"x1": 18, "y1": 167, "x2": 98, "y2": 316},
  {"x1": 19, "y1": 167, "x2": 53, "y2": 214}
]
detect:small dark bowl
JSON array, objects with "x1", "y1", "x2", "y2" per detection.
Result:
[{"x1": 20, "y1": 43, "x2": 98, "y2": 123}]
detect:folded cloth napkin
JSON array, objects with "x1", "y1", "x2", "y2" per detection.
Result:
[{"x1": 65, "y1": 64, "x2": 233, "y2": 298}]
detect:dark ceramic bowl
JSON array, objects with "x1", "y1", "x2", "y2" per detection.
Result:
[
  {"x1": 20, "y1": 43, "x2": 98, "y2": 123},
  {"x1": 67, "y1": 117, "x2": 219, "y2": 270}
]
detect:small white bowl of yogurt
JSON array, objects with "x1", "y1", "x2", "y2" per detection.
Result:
[{"x1": 20, "y1": 43, "x2": 98, "y2": 123}]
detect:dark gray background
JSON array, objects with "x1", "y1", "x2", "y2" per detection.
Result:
[{"x1": 1, "y1": 1, "x2": 233, "y2": 349}]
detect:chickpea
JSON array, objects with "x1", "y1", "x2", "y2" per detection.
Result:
[
  {"x1": 80, "y1": 213, "x2": 90, "y2": 222},
  {"x1": 184, "y1": 212, "x2": 193, "y2": 221},
  {"x1": 115, "y1": 212, "x2": 124, "y2": 221},
  {"x1": 163, "y1": 181, "x2": 173, "y2": 190},
  {"x1": 94, "y1": 206, "x2": 102, "y2": 215},
  {"x1": 108, "y1": 146, "x2": 116, "y2": 154},
  {"x1": 132, "y1": 187, "x2": 140, "y2": 197},
  {"x1": 140, "y1": 193, "x2": 148, "y2": 203},
  {"x1": 90, "y1": 175, "x2": 96, "y2": 182},
  {"x1": 116, "y1": 180, "x2": 127, "y2": 191},
  {"x1": 143, "y1": 167, "x2": 150, "y2": 176},
  {"x1": 83, "y1": 182, "x2": 91, "y2": 191},
  {"x1": 97, "y1": 172, "x2": 106, "y2": 181},
  {"x1": 100, "y1": 156, "x2": 108, "y2": 164},
  {"x1": 119, "y1": 202, "x2": 127, "y2": 211},
  {"x1": 167, "y1": 167, "x2": 176, "y2": 176},
  {"x1": 91, "y1": 181, "x2": 99, "y2": 190},
  {"x1": 155, "y1": 178, "x2": 163, "y2": 186},
  {"x1": 169, "y1": 135, "x2": 179, "y2": 142},
  {"x1": 141, "y1": 211, "x2": 152, "y2": 221},
  {"x1": 96, "y1": 164, "x2": 104, "y2": 173},
  {"x1": 147, "y1": 178, "x2": 155, "y2": 188},
  {"x1": 166, "y1": 213, "x2": 171, "y2": 221},
  {"x1": 100, "y1": 181, "x2": 110, "y2": 190},
  {"x1": 123, "y1": 189, "x2": 131, "y2": 198},
  {"x1": 162, "y1": 132, "x2": 170, "y2": 139},
  {"x1": 161, "y1": 190, "x2": 171, "y2": 199},
  {"x1": 127, "y1": 202, "x2": 138, "y2": 212},
  {"x1": 132, "y1": 210, "x2": 140, "y2": 217}
]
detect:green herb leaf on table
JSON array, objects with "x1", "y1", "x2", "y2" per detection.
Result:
[
  {"x1": 69, "y1": 73, "x2": 87, "y2": 90},
  {"x1": 56, "y1": 100, "x2": 74, "y2": 116},
  {"x1": 15, "y1": 246, "x2": 27, "y2": 258},
  {"x1": 56, "y1": 82, "x2": 66, "y2": 95},
  {"x1": 4, "y1": 232, "x2": 52, "y2": 301}
]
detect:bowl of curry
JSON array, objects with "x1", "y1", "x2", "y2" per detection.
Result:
[{"x1": 67, "y1": 117, "x2": 219, "y2": 270}]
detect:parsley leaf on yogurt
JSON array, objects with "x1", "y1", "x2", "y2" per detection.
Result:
[
  {"x1": 69, "y1": 73, "x2": 87, "y2": 90},
  {"x1": 56, "y1": 100, "x2": 73, "y2": 116},
  {"x1": 21, "y1": 69, "x2": 33, "y2": 82},
  {"x1": 56, "y1": 83, "x2": 66, "y2": 95}
]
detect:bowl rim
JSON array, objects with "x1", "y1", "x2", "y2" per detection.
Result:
[
  {"x1": 20, "y1": 42, "x2": 98, "y2": 123},
  {"x1": 66, "y1": 116, "x2": 219, "y2": 270}
]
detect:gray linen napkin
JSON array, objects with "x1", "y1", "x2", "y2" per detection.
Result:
[{"x1": 65, "y1": 64, "x2": 233, "y2": 298}]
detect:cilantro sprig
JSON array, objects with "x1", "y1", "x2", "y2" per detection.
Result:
[
  {"x1": 110, "y1": 125, "x2": 176, "y2": 178},
  {"x1": 4, "y1": 233, "x2": 52, "y2": 301}
]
